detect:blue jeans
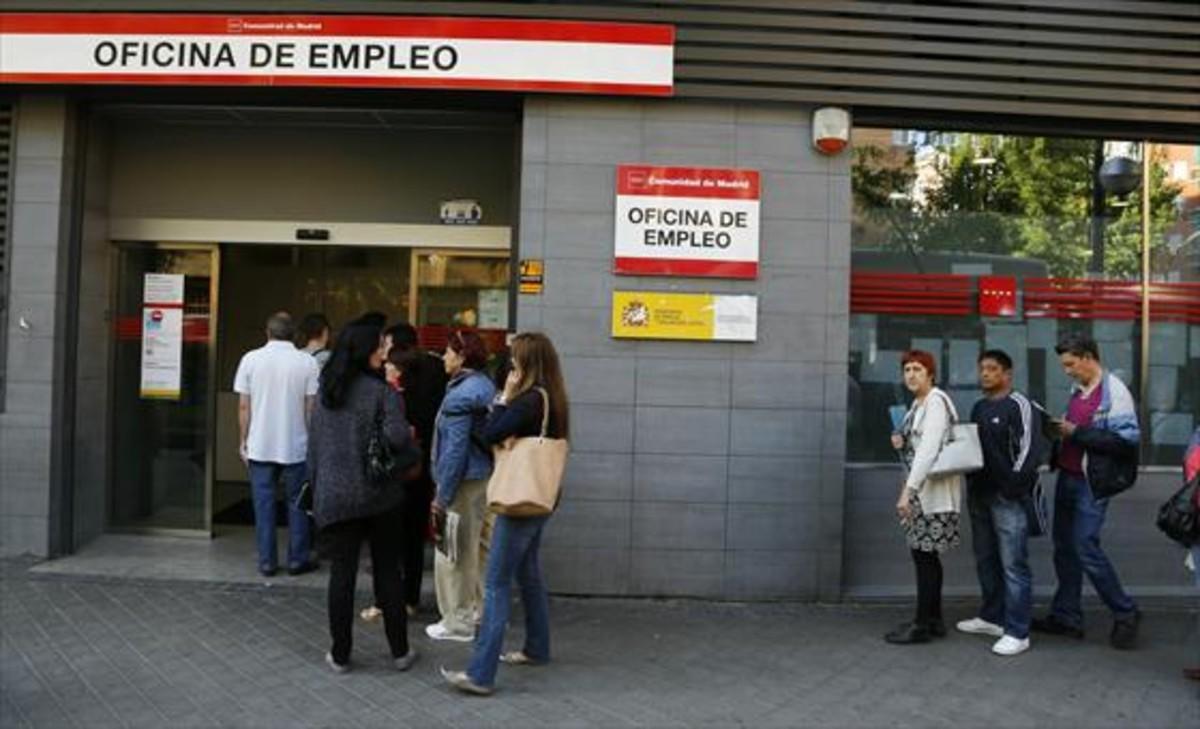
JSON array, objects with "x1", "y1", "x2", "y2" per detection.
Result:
[
  {"x1": 969, "y1": 491, "x2": 1033, "y2": 639},
  {"x1": 247, "y1": 461, "x2": 311, "y2": 572},
  {"x1": 1049, "y1": 472, "x2": 1137, "y2": 627},
  {"x1": 467, "y1": 514, "x2": 550, "y2": 688}
]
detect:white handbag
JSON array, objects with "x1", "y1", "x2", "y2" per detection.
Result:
[{"x1": 925, "y1": 390, "x2": 984, "y2": 478}]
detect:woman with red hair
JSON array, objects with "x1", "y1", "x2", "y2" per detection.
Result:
[{"x1": 886, "y1": 349, "x2": 965, "y2": 644}]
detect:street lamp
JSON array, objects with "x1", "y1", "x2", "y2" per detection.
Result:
[{"x1": 1090, "y1": 143, "x2": 1143, "y2": 275}]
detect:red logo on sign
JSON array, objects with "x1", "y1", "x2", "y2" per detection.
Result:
[
  {"x1": 979, "y1": 276, "x2": 1018, "y2": 317},
  {"x1": 151, "y1": 310, "x2": 164, "y2": 322}
]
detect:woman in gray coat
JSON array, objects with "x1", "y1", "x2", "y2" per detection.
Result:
[{"x1": 309, "y1": 323, "x2": 418, "y2": 674}]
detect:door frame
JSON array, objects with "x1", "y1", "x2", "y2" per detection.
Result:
[
  {"x1": 407, "y1": 248, "x2": 512, "y2": 327},
  {"x1": 107, "y1": 240, "x2": 221, "y2": 538}
]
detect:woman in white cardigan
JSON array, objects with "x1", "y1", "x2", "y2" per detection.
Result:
[{"x1": 886, "y1": 349, "x2": 964, "y2": 645}]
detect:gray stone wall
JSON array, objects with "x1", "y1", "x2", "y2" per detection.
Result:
[
  {"x1": 518, "y1": 97, "x2": 851, "y2": 600},
  {"x1": 0, "y1": 95, "x2": 75, "y2": 557}
]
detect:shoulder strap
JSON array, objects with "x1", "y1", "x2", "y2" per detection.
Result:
[
  {"x1": 929, "y1": 388, "x2": 959, "y2": 425},
  {"x1": 534, "y1": 386, "x2": 550, "y2": 439}
]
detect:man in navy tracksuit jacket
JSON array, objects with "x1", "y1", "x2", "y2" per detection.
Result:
[{"x1": 956, "y1": 349, "x2": 1045, "y2": 656}]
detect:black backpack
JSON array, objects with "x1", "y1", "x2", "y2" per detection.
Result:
[{"x1": 1156, "y1": 473, "x2": 1200, "y2": 547}]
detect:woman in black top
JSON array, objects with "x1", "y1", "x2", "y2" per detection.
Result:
[
  {"x1": 309, "y1": 324, "x2": 418, "y2": 674},
  {"x1": 441, "y1": 332, "x2": 570, "y2": 696}
]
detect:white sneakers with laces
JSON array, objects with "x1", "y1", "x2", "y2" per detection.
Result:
[
  {"x1": 956, "y1": 617, "x2": 1005, "y2": 637},
  {"x1": 425, "y1": 621, "x2": 474, "y2": 642},
  {"x1": 991, "y1": 635, "x2": 1031, "y2": 656}
]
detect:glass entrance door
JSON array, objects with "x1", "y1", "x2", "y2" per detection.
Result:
[{"x1": 110, "y1": 243, "x2": 218, "y2": 533}]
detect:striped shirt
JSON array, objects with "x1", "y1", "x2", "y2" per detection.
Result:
[{"x1": 968, "y1": 390, "x2": 1042, "y2": 499}]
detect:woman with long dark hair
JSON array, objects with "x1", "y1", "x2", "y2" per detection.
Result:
[
  {"x1": 308, "y1": 323, "x2": 418, "y2": 673},
  {"x1": 442, "y1": 332, "x2": 569, "y2": 696}
]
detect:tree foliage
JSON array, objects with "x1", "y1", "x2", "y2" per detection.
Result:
[{"x1": 853, "y1": 133, "x2": 1183, "y2": 279}]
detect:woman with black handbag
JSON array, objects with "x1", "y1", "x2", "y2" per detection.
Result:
[
  {"x1": 442, "y1": 332, "x2": 569, "y2": 696},
  {"x1": 308, "y1": 323, "x2": 420, "y2": 674}
]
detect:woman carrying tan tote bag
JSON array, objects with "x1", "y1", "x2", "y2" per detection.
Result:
[
  {"x1": 487, "y1": 386, "x2": 568, "y2": 515},
  {"x1": 441, "y1": 332, "x2": 571, "y2": 697}
]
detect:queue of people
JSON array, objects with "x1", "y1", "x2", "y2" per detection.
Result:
[
  {"x1": 888, "y1": 334, "x2": 1144, "y2": 656},
  {"x1": 233, "y1": 310, "x2": 569, "y2": 695},
  {"x1": 234, "y1": 312, "x2": 1186, "y2": 693}
]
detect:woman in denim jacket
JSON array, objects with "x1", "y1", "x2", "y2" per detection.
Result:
[{"x1": 424, "y1": 330, "x2": 496, "y2": 642}]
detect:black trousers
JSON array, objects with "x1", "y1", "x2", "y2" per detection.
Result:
[
  {"x1": 323, "y1": 506, "x2": 408, "y2": 664},
  {"x1": 911, "y1": 548, "x2": 944, "y2": 625},
  {"x1": 401, "y1": 475, "x2": 434, "y2": 607}
]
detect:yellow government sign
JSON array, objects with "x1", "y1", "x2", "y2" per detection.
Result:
[{"x1": 611, "y1": 291, "x2": 757, "y2": 342}]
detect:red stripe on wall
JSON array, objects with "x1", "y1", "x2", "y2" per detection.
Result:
[
  {"x1": 0, "y1": 13, "x2": 675, "y2": 44},
  {"x1": 614, "y1": 257, "x2": 758, "y2": 279},
  {"x1": 850, "y1": 272, "x2": 974, "y2": 316}
]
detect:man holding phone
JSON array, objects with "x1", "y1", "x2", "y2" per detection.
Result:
[{"x1": 1033, "y1": 334, "x2": 1141, "y2": 649}]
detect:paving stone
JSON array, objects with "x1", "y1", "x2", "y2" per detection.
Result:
[{"x1": 0, "y1": 559, "x2": 1197, "y2": 728}]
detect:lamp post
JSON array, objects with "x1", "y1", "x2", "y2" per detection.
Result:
[
  {"x1": 1092, "y1": 143, "x2": 1142, "y2": 277},
  {"x1": 1139, "y1": 143, "x2": 1152, "y2": 414}
]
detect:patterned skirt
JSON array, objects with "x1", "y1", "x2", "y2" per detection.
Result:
[{"x1": 904, "y1": 494, "x2": 961, "y2": 554}]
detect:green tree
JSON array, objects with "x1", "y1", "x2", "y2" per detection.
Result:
[{"x1": 852, "y1": 134, "x2": 1182, "y2": 279}]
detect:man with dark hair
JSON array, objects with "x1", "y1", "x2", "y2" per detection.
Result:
[
  {"x1": 295, "y1": 312, "x2": 332, "y2": 368},
  {"x1": 957, "y1": 349, "x2": 1045, "y2": 656},
  {"x1": 382, "y1": 322, "x2": 448, "y2": 615},
  {"x1": 234, "y1": 311, "x2": 321, "y2": 577},
  {"x1": 1033, "y1": 334, "x2": 1141, "y2": 649}
]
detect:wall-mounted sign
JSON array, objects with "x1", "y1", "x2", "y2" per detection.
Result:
[
  {"x1": 979, "y1": 275, "x2": 1018, "y2": 317},
  {"x1": 614, "y1": 164, "x2": 760, "y2": 279},
  {"x1": 0, "y1": 14, "x2": 674, "y2": 95},
  {"x1": 611, "y1": 291, "x2": 758, "y2": 342},
  {"x1": 519, "y1": 259, "x2": 545, "y2": 294},
  {"x1": 477, "y1": 288, "x2": 509, "y2": 329},
  {"x1": 140, "y1": 273, "x2": 185, "y2": 400},
  {"x1": 440, "y1": 199, "x2": 482, "y2": 225}
]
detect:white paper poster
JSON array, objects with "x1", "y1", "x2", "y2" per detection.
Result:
[
  {"x1": 140, "y1": 273, "x2": 185, "y2": 400},
  {"x1": 477, "y1": 288, "x2": 509, "y2": 329}
]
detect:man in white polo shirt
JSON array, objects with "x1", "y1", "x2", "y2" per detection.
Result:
[{"x1": 234, "y1": 311, "x2": 321, "y2": 577}]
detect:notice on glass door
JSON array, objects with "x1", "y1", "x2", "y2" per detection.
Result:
[{"x1": 140, "y1": 273, "x2": 185, "y2": 400}]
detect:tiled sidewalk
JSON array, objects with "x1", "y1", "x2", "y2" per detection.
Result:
[{"x1": 1, "y1": 559, "x2": 1197, "y2": 728}]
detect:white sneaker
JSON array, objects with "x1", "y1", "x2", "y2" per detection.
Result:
[
  {"x1": 424, "y1": 622, "x2": 474, "y2": 642},
  {"x1": 956, "y1": 617, "x2": 1005, "y2": 637},
  {"x1": 992, "y1": 635, "x2": 1030, "y2": 656}
]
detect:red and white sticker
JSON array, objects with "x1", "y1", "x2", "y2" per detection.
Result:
[
  {"x1": 0, "y1": 13, "x2": 674, "y2": 95},
  {"x1": 614, "y1": 164, "x2": 760, "y2": 279}
]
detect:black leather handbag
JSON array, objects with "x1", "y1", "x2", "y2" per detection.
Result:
[
  {"x1": 365, "y1": 397, "x2": 421, "y2": 485},
  {"x1": 1156, "y1": 475, "x2": 1200, "y2": 547}
]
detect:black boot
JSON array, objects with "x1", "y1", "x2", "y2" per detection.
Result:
[
  {"x1": 927, "y1": 618, "x2": 947, "y2": 638},
  {"x1": 884, "y1": 621, "x2": 932, "y2": 644}
]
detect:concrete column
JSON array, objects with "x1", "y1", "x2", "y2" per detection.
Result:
[{"x1": 0, "y1": 95, "x2": 76, "y2": 557}]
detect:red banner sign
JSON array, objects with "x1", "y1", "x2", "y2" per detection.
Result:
[{"x1": 0, "y1": 13, "x2": 674, "y2": 95}]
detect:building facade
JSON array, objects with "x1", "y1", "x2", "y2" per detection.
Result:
[{"x1": 1, "y1": 1, "x2": 1197, "y2": 601}]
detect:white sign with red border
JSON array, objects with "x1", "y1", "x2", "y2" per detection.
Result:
[
  {"x1": 0, "y1": 13, "x2": 674, "y2": 95},
  {"x1": 140, "y1": 273, "x2": 185, "y2": 400},
  {"x1": 614, "y1": 164, "x2": 760, "y2": 279}
]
